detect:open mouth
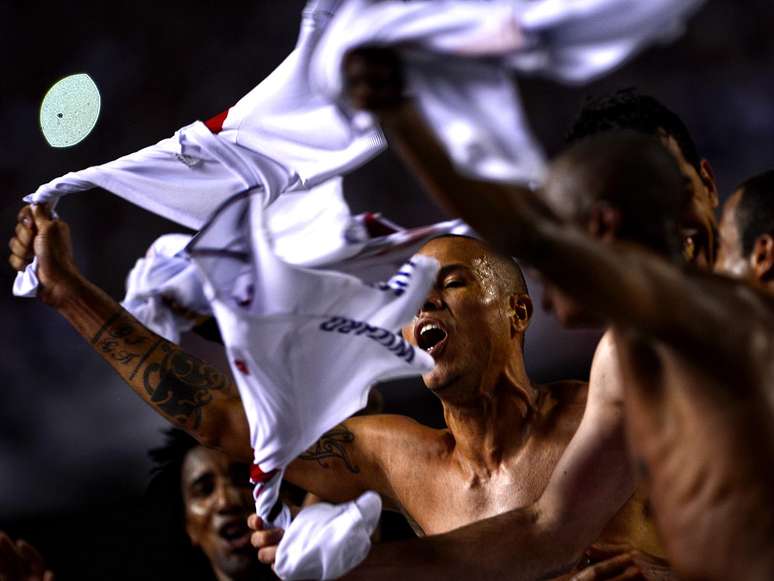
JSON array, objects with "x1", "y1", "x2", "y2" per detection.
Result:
[
  {"x1": 218, "y1": 520, "x2": 251, "y2": 550},
  {"x1": 415, "y1": 320, "x2": 449, "y2": 357}
]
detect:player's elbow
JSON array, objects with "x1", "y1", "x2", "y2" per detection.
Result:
[{"x1": 196, "y1": 400, "x2": 253, "y2": 462}]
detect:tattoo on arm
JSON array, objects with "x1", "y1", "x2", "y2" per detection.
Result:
[
  {"x1": 90, "y1": 310, "x2": 235, "y2": 430},
  {"x1": 299, "y1": 425, "x2": 360, "y2": 474},
  {"x1": 92, "y1": 312, "x2": 157, "y2": 371},
  {"x1": 144, "y1": 343, "x2": 232, "y2": 429}
]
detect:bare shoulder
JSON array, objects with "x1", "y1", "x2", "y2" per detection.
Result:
[
  {"x1": 542, "y1": 379, "x2": 588, "y2": 408},
  {"x1": 345, "y1": 414, "x2": 448, "y2": 459},
  {"x1": 345, "y1": 414, "x2": 449, "y2": 500}
]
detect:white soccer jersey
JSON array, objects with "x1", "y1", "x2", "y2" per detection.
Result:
[
  {"x1": 311, "y1": 0, "x2": 705, "y2": 184},
  {"x1": 188, "y1": 191, "x2": 439, "y2": 579}
]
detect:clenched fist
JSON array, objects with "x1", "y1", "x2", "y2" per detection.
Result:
[{"x1": 8, "y1": 205, "x2": 83, "y2": 308}]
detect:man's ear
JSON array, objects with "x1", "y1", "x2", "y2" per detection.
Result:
[
  {"x1": 751, "y1": 234, "x2": 774, "y2": 282},
  {"x1": 509, "y1": 293, "x2": 533, "y2": 335},
  {"x1": 700, "y1": 159, "x2": 719, "y2": 208},
  {"x1": 588, "y1": 202, "x2": 621, "y2": 243}
]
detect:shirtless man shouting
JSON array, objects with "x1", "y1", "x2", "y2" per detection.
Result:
[
  {"x1": 9, "y1": 205, "x2": 666, "y2": 579},
  {"x1": 350, "y1": 56, "x2": 774, "y2": 578}
]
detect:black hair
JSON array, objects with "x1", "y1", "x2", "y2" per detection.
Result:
[
  {"x1": 566, "y1": 89, "x2": 702, "y2": 173},
  {"x1": 145, "y1": 429, "x2": 214, "y2": 580},
  {"x1": 552, "y1": 131, "x2": 689, "y2": 259},
  {"x1": 147, "y1": 428, "x2": 200, "y2": 522},
  {"x1": 736, "y1": 170, "x2": 774, "y2": 255}
]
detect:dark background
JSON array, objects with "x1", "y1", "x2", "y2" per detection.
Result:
[{"x1": 2, "y1": 0, "x2": 773, "y2": 578}]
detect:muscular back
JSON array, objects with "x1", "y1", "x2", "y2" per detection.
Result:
[{"x1": 615, "y1": 326, "x2": 774, "y2": 580}]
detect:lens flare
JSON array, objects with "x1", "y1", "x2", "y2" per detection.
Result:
[{"x1": 39, "y1": 73, "x2": 101, "y2": 148}]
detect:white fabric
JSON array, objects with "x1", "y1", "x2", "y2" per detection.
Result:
[
  {"x1": 327, "y1": 217, "x2": 472, "y2": 282},
  {"x1": 121, "y1": 234, "x2": 210, "y2": 343},
  {"x1": 118, "y1": 175, "x2": 356, "y2": 341},
  {"x1": 275, "y1": 491, "x2": 383, "y2": 580},
  {"x1": 311, "y1": 0, "x2": 705, "y2": 183},
  {"x1": 264, "y1": 177, "x2": 367, "y2": 268},
  {"x1": 513, "y1": 0, "x2": 705, "y2": 83},
  {"x1": 14, "y1": 0, "x2": 386, "y2": 297},
  {"x1": 121, "y1": 214, "x2": 469, "y2": 343},
  {"x1": 188, "y1": 192, "x2": 439, "y2": 579},
  {"x1": 12, "y1": 258, "x2": 40, "y2": 298}
]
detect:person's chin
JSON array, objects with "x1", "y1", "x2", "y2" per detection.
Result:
[
  {"x1": 218, "y1": 550, "x2": 258, "y2": 578},
  {"x1": 423, "y1": 365, "x2": 458, "y2": 393}
]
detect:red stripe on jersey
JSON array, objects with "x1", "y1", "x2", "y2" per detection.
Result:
[
  {"x1": 204, "y1": 109, "x2": 229, "y2": 134},
  {"x1": 364, "y1": 212, "x2": 399, "y2": 238},
  {"x1": 250, "y1": 464, "x2": 278, "y2": 485}
]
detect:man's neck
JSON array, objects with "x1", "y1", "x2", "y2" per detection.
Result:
[{"x1": 441, "y1": 361, "x2": 540, "y2": 477}]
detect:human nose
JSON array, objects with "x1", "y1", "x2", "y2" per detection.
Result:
[
  {"x1": 214, "y1": 481, "x2": 243, "y2": 513},
  {"x1": 419, "y1": 289, "x2": 444, "y2": 314}
]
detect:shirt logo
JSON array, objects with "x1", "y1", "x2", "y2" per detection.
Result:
[{"x1": 319, "y1": 316, "x2": 415, "y2": 363}]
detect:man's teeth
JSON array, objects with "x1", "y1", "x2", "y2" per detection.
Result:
[{"x1": 420, "y1": 323, "x2": 441, "y2": 337}]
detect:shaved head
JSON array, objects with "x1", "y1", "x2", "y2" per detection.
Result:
[
  {"x1": 409, "y1": 235, "x2": 534, "y2": 397},
  {"x1": 544, "y1": 131, "x2": 689, "y2": 258},
  {"x1": 428, "y1": 235, "x2": 528, "y2": 298}
]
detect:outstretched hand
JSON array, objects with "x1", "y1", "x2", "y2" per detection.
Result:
[
  {"x1": 8, "y1": 204, "x2": 83, "y2": 307},
  {"x1": 0, "y1": 532, "x2": 54, "y2": 581}
]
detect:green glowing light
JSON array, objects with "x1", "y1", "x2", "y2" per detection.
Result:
[{"x1": 40, "y1": 73, "x2": 101, "y2": 148}]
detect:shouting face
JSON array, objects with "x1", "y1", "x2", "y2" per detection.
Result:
[
  {"x1": 182, "y1": 446, "x2": 257, "y2": 580},
  {"x1": 403, "y1": 237, "x2": 530, "y2": 400}
]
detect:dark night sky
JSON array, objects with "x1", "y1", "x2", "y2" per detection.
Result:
[{"x1": 2, "y1": 0, "x2": 774, "y2": 530}]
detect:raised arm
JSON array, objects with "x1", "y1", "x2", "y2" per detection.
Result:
[
  {"x1": 10, "y1": 204, "x2": 422, "y2": 505},
  {"x1": 9, "y1": 204, "x2": 252, "y2": 460},
  {"x1": 345, "y1": 48, "x2": 759, "y2": 387},
  {"x1": 342, "y1": 335, "x2": 633, "y2": 581}
]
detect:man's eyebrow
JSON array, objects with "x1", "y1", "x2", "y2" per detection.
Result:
[
  {"x1": 438, "y1": 264, "x2": 471, "y2": 278},
  {"x1": 187, "y1": 470, "x2": 213, "y2": 488}
]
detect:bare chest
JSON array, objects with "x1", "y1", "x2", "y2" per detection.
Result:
[{"x1": 397, "y1": 431, "x2": 574, "y2": 536}]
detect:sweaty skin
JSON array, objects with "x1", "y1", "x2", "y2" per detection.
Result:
[
  {"x1": 362, "y1": 87, "x2": 774, "y2": 579},
  {"x1": 287, "y1": 238, "x2": 645, "y2": 541},
  {"x1": 11, "y1": 207, "x2": 662, "y2": 580},
  {"x1": 280, "y1": 237, "x2": 668, "y2": 580}
]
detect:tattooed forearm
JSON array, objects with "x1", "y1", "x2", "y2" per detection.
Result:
[
  {"x1": 55, "y1": 278, "x2": 249, "y2": 456},
  {"x1": 89, "y1": 310, "x2": 235, "y2": 431},
  {"x1": 91, "y1": 313, "x2": 161, "y2": 378},
  {"x1": 300, "y1": 425, "x2": 360, "y2": 474}
]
